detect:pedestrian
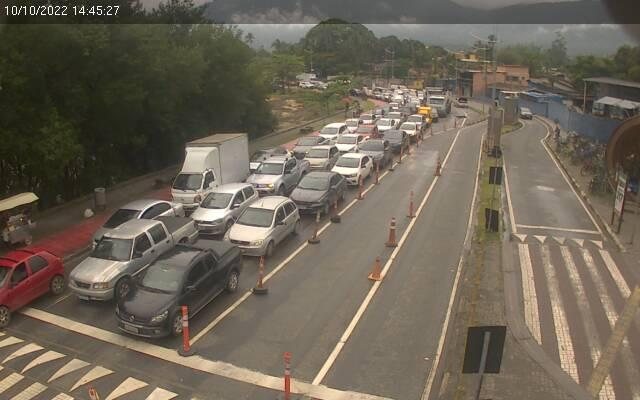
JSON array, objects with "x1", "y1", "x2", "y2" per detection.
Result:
[{"x1": 554, "y1": 124, "x2": 561, "y2": 141}]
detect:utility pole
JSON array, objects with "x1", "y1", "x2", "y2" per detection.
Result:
[
  {"x1": 490, "y1": 27, "x2": 498, "y2": 102},
  {"x1": 385, "y1": 47, "x2": 395, "y2": 81}
]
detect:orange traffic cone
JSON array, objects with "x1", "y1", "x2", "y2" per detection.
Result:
[
  {"x1": 308, "y1": 210, "x2": 321, "y2": 244},
  {"x1": 385, "y1": 217, "x2": 398, "y2": 248},
  {"x1": 407, "y1": 190, "x2": 415, "y2": 218},
  {"x1": 434, "y1": 157, "x2": 442, "y2": 177},
  {"x1": 368, "y1": 256, "x2": 382, "y2": 281},
  {"x1": 357, "y1": 176, "x2": 364, "y2": 200},
  {"x1": 398, "y1": 146, "x2": 403, "y2": 164},
  {"x1": 375, "y1": 163, "x2": 380, "y2": 185},
  {"x1": 253, "y1": 256, "x2": 268, "y2": 294},
  {"x1": 330, "y1": 199, "x2": 341, "y2": 223}
]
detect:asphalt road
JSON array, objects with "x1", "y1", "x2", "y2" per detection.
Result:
[{"x1": 3, "y1": 111, "x2": 483, "y2": 400}]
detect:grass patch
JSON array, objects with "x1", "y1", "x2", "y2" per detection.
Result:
[
  {"x1": 501, "y1": 121, "x2": 523, "y2": 135},
  {"x1": 475, "y1": 149, "x2": 503, "y2": 244}
]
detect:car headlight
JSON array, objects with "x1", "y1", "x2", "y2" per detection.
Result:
[
  {"x1": 250, "y1": 239, "x2": 264, "y2": 246},
  {"x1": 93, "y1": 282, "x2": 109, "y2": 290},
  {"x1": 267, "y1": 183, "x2": 274, "y2": 188},
  {"x1": 150, "y1": 310, "x2": 169, "y2": 323}
]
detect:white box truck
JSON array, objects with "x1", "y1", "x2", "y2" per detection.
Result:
[{"x1": 171, "y1": 133, "x2": 249, "y2": 213}]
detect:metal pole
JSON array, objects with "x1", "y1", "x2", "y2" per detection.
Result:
[
  {"x1": 475, "y1": 331, "x2": 491, "y2": 400},
  {"x1": 583, "y1": 81, "x2": 587, "y2": 113}
]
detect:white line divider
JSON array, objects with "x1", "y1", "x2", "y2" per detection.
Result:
[
  {"x1": 311, "y1": 118, "x2": 474, "y2": 387},
  {"x1": 190, "y1": 132, "x2": 426, "y2": 345},
  {"x1": 503, "y1": 156, "x2": 518, "y2": 234}
]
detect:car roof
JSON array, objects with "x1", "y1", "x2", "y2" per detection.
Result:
[
  {"x1": 345, "y1": 118, "x2": 359, "y2": 122},
  {"x1": 311, "y1": 145, "x2": 334, "y2": 150},
  {"x1": 324, "y1": 122, "x2": 346, "y2": 128},
  {"x1": 409, "y1": 114, "x2": 423, "y2": 118},
  {"x1": 107, "y1": 219, "x2": 160, "y2": 238},
  {"x1": 0, "y1": 247, "x2": 51, "y2": 266},
  {"x1": 263, "y1": 156, "x2": 288, "y2": 163},
  {"x1": 215, "y1": 183, "x2": 252, "y2": 194},
  {"x1": 340, "y1": 152, "x2": 365, "y2": 159},
  {"x1": 401, "y1": 121, "x2": 416, "y2": 125},
  {"x1": 120, "y1": 199, "x2": 166, "y2": 211},
  {"x1": 521, "y1": 107, "x2": 531, "y2": 111},
  {"x1": 305, "y1": 171, "x2": 334, "y2": 179},
  {"x1": 340, "y1": 133, "x2": 361, "y2": 138},
  {"x1": 248, "y1": 196, "x2": 290, "y2": 210}
]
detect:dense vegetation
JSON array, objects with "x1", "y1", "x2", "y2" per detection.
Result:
[{"x1": 0, "y1": 2, "x2": 276, "y2": 208}]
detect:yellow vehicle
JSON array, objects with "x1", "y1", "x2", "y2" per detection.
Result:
[{"x1": 418, "y1": 106, "x2": 432, "y2": 124}]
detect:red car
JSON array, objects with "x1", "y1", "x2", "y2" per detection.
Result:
[
  {"x1": 355, "y1": 124, "x2": 381, "y2": 139},
  {"x1": 0, "y1": 248, "x2": 65, "y2": 327}
]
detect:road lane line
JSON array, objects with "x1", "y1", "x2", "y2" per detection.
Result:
[
  {"x1": 21, "y1": 350, "x2": 65, "y2": 374},
  {"x1": 541, "y1": 246, "x2": 580, "y2": 382},
  {"x1": 560, "y1": 247, "x2": 615, "y2": 399},
  {"x1": 18, "y1": 308, "x2": 390, "y2": 400},
  {"x1": 584, "y1": 248, "x2": 640, "y2": 399},
  {"x1": 104, "y1": 377, "x2": 148, "y2": 400},
  {"x1": 3, "y1": 343, "x2": 43, "y2": 364},
  {"x1": 0, "y1": 372, "x2": 23, "y2": 394},
  {"x1": 313, "y1": 120, "x2": 471, "y2": 386},
  {"x1": 516, "y1": 224, "x2": 600, "y2": 235},
  {"x1": 538, "y1": 122, "x2": 603, "y2": 236},
  {"x1": 599, "y1": 250, "x2": 631, "y2": 298},
  {"x1": 518, "y1": 244, "x2": 542, "y2": 344},
  {"x1": 503, "y1": 157, "x2": 518, "y2": 234}
]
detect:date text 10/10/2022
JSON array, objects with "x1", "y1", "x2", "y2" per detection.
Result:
[{"x1": 4, "y1": 4, "x2": 120, "y2": 17}]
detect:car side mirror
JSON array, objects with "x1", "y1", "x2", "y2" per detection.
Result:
[
  {"x1": 277, "y1": 220, "x2": 285, "y2": 226},
  {"x1": 232, "y1": 203, "x2": 241, "y2": 209},
  {"x1": 133, "y1": 251, "x2": 143, "y2": 259},
  {"x1": 208, "y1": 182, "x2": 215, "y2": 189}
]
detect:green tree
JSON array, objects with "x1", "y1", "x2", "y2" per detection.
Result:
[
  {"x1": 547, "y1": 32, "x2": 568, "y2": 68},
  {"x1": 267, "y1": 54, "x2": 305, "y2": 93}
]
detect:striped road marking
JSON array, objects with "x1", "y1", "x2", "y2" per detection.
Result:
[
  {"x1": 11, "y1": 382, "x2": 47, "y2": 400},
  {"x1": 0, "y1": 372, "x2": 23, "y2": 394},
  {"x1": 518, "y1": 243, "x2": 542, "y2": 344}
]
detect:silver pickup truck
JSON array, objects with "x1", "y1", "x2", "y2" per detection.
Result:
[
  {"x1": 69, "y1": 216, "x2": 198, "y2": 301},
  {"x1": 246, "y1": 156, "x2": 310, "y2": 196}
]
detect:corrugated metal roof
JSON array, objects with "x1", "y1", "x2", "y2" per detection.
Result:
[
  {"x1": 584, "y1": 77, "x2": 640, "y2": 89},
  {"x1": 0, "y1": 193, "x2": 38, "y2": 213},
  {"x1": 595, "y1": 96, "x2": 640, "y2": 109}
]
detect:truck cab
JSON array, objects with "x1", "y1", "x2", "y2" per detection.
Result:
[{"x1": 172, "y1": 168, "x2": 217, "y2": 213}]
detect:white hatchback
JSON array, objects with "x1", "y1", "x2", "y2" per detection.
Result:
[{"x1": 331, "y1": 153, "x2": 374, "y2": 186}]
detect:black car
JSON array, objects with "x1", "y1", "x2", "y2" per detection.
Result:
[
  {"x1": 358, "y1": 139, "x2": 392, "y2": 167},
  {"x1": 116, "y1": 240, "x2": 242, "y2": 338},
  {"x1": 382, "y1": 130, "x2": 409, "y2": 154},
  {"x1": 290, "y1": 172, "x2": 346, "y2": 216}
]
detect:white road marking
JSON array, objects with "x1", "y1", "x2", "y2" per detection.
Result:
[
  {"x1": 514, "y1": 234, "x2": 527, "y2": 243},
  {"x1": 591, "y1": 240, "x2": 604, "y2": 249},
  {"x1": 22, "y1": 350, "x2": 65, "y2": 374},
  {"x1": 12, "y1": 382, "x2": 47, "y2": 400},
  {"x1": 69, "y1": 366, "x2": 113, "y2": 392},
  {"x1": 518, "y1": 244, "x2": 542, "y2": 344},
  {"x1": 19, "y1": 309, "x2": 390, "y2": 400},
  {"x1": 48, "y1": 358, "x2": 90, "y2": 383},
  {"x1": 51, "y1": 393, "x2": 74, "y2": 400},
  {"x1": 314, "y1": 119, "x2": 472, "y2": 387},
  {"x1": 534, "y1": 235, "x2": 546, "y2": 244},
  {"x1": 599, "y1": 250, "x2": 631, "y2": 298},
  {"x1": 582, "y1": 248, "x2": 640, "y2": 399},
  {"x1": 105, "y1": 377, "x2": 148, "y2": 400},
  {"x1": 48, "y1": 292, "x2": 73, "y2": 308},
  {"x1": 503, "y1": 157, "x2": 518, "y2": 234},
  {"x1": 0, "y1": 372, "x2": 23, "y2": 394},
  {"x1": 541, "y1": 246, "x2": 580, "y2": 382},
  {"x1": 0, "y1": 337, "x2": 23, "y2": 349},
  {"x1": 554, "y1": 236, "x2": 566, "y2": 245},
  {"x1": 560, "y1": 247, "x2": 615, "y2": 400},
  {"x1": 144, "y1": 387, "x2": 179, "y2": 400},
  {"x1": 516, "y1": 224, "x2": 600, "y2": 235},
  {"x1": 3, "y1": 343, "x2": 43, "y2": 364},
  {"x1": 573, "y1": 238, "x2": 585, "y2": 247},
  {"x1": 538, "y1": 123, "x2": 603, "y2": 236},
  {"x1": 536, "y1": 185, "x2": 556, "y2": 192}
]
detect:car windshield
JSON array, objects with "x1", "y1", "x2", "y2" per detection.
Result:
[
  {"x1": 321, "y1": 127, "x2": 339, "y2": 135},
  {"x1": 237, "y1": 207, "x2": 274, "y2": 228},
  {"x1": 91, "y1": 237, "x2": 132, "y2": 262},
  {"x1": 401, "y1": 123, "x2": 416, "y2": 130},
  {"x1": 172, "y1": 173, "x2": 202, "y2": 191},
  {"x1": 361, "y1": 114, "x2": 373, "y2": 120},
  {"x1": 346, "y1": 120, "x2": 358, "y2": 127},
  {"x1": 139, "y1": 262, "x2": 183, "y2": 293},
  {"x1": 336, "y1": 157, "x2": 360, "y2": 168},
  {"x1": 0, "y1": 266, "x2": 10, "y2": 287},
  {"x1": 337, "y1": 136, "x2": 358, "y2": 144},
  {"x1": 377, "y1": 119, "x2": 391, "y2": 127},
  {"x1": 408, "y1": 116, "x2": 422, "y2": 123},
  {"x1": 103, "y1": 209, "x2": 140, "y2": 229},
  {"x1": 255, "y1": 162, "x2": 283, "y2": 175},
  {"x1": 307, "y1": 149, "x2": 329, "y2": 158},
  {"x1": 297, "y1": 137, "x2": 319, "y2": 146},
  {"x1": 359, "y1": 141, "x2": 384, "y2": 151},
  {"x1": 429, "y1": 98, "x2": 444, "y2": 105},
  {"x1": 201, "y1": 192, "x2": 232, "y2": 209},
  {"x1": 250, "y1": 151, "x2": 267, "y2": 161},
  {"x1": 298, "y1": 176, "x2": 329, "y2": 191}
]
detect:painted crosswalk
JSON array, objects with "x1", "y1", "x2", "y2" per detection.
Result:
[
  {"x1": 515, "y1": 242, "x2": 640, "y2": 400},
  {"x1": 0, "y1": 333, "x2": 179, "y2": 400}
]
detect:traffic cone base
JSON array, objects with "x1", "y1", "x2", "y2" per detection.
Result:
[
  {"x1": 252, "y1": 286, "x2": 269, "y2": 295},
  {"x1": 178, "y1": 347, "x2": 196, "y2": 356},
  {"x1": 385, "y1": 217, "x2": 398, "y2": 247},
  {"x1": 308, "y1": 236, "x2": 320, "y2": 244},
  {"x1": 368, "y1": 257, "x2": 382, "y2": 281},
  {"x1": 253, "y1": 257, "x2": 269, "y2": 295}
]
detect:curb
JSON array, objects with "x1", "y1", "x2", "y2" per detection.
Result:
[
  {"x1": 534, "y1": 117, "x2": 626, "y2": 252},
  {"x1": 62, "y1": 245, "x2": 92, "y2": 264}
]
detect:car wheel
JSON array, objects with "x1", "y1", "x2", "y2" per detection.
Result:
[
  {"x1": 226, "y1": 270, "x2": 239, "y2": 293},
  {"x1": 50, "y1": 275, "x2": 65, "y2": 296},
  {"x1": 115, "y1": 277, "x2": 131, "y2": 300},
  {"x1": 265, "y1": 241, "x2": 275, "y2": 258},
  {"x1": 0, "y1": 306, "x2": 10, "y2": 329},
  {"x1": 224, "y1": 219, "x2": 234, "y2": 234},
  {"x1": 170, "y1": 313, "x2": 183, "y2": 337}
]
